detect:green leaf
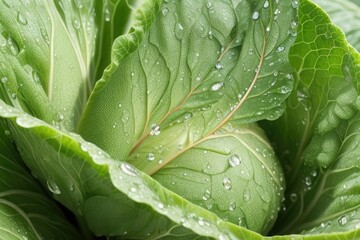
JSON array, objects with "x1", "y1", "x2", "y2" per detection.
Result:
[
  {"x1": 0, "y1": 118, "x2": 81, "y2": 239},
  {"x1": 77, "y1": 0, "x2": 297, "y2": 233},
  {"x1": 92, "y1": 0, "x2": 142, "y2": 83},
  {"x1": 263, "y1": 0, "x2": 360, "y2": 235},
  {"x1": 313, "y1": 0, "x2": 360, "y2": 52},
  {"x1": 0, "y1": 0, "x2": 96, "y2": 130},
  {"x1": 0, "y1": 100, "x2": 268, "y2": 239}
]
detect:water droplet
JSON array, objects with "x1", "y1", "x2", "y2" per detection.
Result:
[
  {"x1": 184, "y1": 112, "x2": 193, "y2": 120},
  {"x1": 122, "y1": 115, "x2": 129, "y2": 123},
  {"x1": 146, "y1": 153, "x2": 155, "y2": 161},
  {"x1": 66, "y1": 182, "x2": 74, "y2": 192},
  {"x1": 228, "y1": 201, "x2": 236, "y2": 211},
  {"x1": 276, "y1": 46, "x2": 285, "y2": 52},
  {"x1": 174, "y1": 23, "x2": 184, "y2": 40},
  {"x1": 290, "y1": 193, "x2": 298, "y2": 202},
  {"x1": 338, "y1": 216, "x2": 347, "y2": 226},
  {"x1": 208, "y1": 30, "x2": 213, "y2": 39},
  {"x1": 228, "y1": 154, "x2": 241, "y2": 167},
  {"x1": 130, "y1": 187, "x2": 137, "y2": 193},
  {"x1": 203, "y1": 189, "x2": 211, "y2": 201},
  {"x1": 57, "y1": 113, "x2": 64, "y2": 121},
  {"x1": 4, "y1": 129, "x2": 10, "y2": 135},
  {"x1": 156, "y1": 5, "x2": 167, "y2": 16},
  {"x1": 304, "y1": 176, "x2": 312, "y2": 186},
  {"x1": 291, "y1": 0, "x2": 299, "y2": 8},
  {"x1": 215, "y1": 61, "x2": 223, "y2": 70},
  {"x1": 157, "y1": 203, "x2": 164, "y2": 209},
  {"x1": 47, "y1": 180, "x2": 61, "y2": 194},
  {"x1": 104, "y1": 8, "x2": 110, "y2": 21},
  {"x1": 150, "y1": 124, "x2": 161, "y2": 136},
  {"x1": 243, "y1": 189, "x2": 251, "y2": 201},
  {"x1": 7, "y1": 36, "x2": 20, "y2": 55},
  {"x1": 263, "y1": 0, "x2": 269, "y2": 8},
  {"x1": 17, "y1": 12, "x2": 27, "y2": 25},
  {"x1": 252, "y1": 11, "x2": 260, "y2": 20},
  {"x1": 211, "y1": 82, "x2": 224, "y2": 91},
  {"x1": 223, "y1": 177, "x2": 232, "y2": 190},
  {"x1": 74, "y1": 0, "x2": 83, "y2": 8},
  {"x1": 32, "y1": 71, "x2": 41, "y2": 84},
  {"x1": 11, "y1": 93, "x2": 17, "y2": 99},
  {"x1": 291, "y1": 20, "x2": 297, "y2": 29},
  {"x1": 1, "y1": 77, "x2": 7, "y2": 84},
  {"x1": 72, "y1": 18, "x2": 81, "y2": 29},
  {"x1": 120, "y1": 163, "x2": 138, "y2": 176}
]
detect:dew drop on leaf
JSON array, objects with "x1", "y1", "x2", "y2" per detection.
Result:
[
  {"x1": 243, "y1": 189, "x2": 251, "y2": 201},
  {"x1": 214, "y1": 61, "x2": 223, "y2": 70},
  {"x1": 47, "y1": 180, "x2": 61, "y2": 195},
  {"x1": 1, "y1": 77, "x2": 7, "y2": 84},
  {"x1": 174, "y1": 23, "x2": 184, "y2": 40},
  {"x1": 252, "y1": 11, "x2": 260, "y2": 20},
  {"x1": 104, "y1": 8, "x2": 110, "y2": 21},
  {"x1": 228, "y1": 201, "x2": 236, "y2": 211},
  {"x1": 150, "y1": 124, "x2": 161, "y2": 136},
  {"x1": 161, "y1": 7, "x2": 169, "y2": 16},
  {"x1": 211, "y1": 82, "x2": 224, "y2": 91},
  {"x1": 263, "y1": 0, "x2": 269, "y2": 8},
  {"x1": 74, "y1": 0, "x2": 83, "y2": 8},
  {"x1": 184, "y1": 112, "x2": 193, "y2": 120},
  {"x1": 146, "y1": 153, "x2": 155, "y2": 161},
  {"x1": 291, "y1": 0, "x2": 299, "y2": 8},
  {"x1": 208, "y1": 30, "x2": 213, "y2": 39},
  {"x1": 17, "y1": 12, "x2": 27, "y2": 25},
  {"x1": 7, "y1": 36, "x2": 20, "y2": 55},
  {"x1": 223, "y1": 177, "x2": 232, "y2": 190},
  {"x1": 276, "y1": 46, "x2": 285, "y2": 52},
  {"x1": 228, "y1": 154, "x2": 241, "y2": 167},
  {"x1": 120, "y1": 163, "x2": 138, "y2": 176},
  {"x1": 338, "y1": 216, "x2": 347, "y2": 226},
  {"x1": 122, "y1": 115, "x2": 129, "y2": 123},
  {"x1": 72, "y1": 18, "x2": 81, "y2": 29},
  {"x1": 202, "y1": 189, "x2": 211, "y2": 201},
  {"x1": 289, "y1": 193, "x2": 298, "y2": 202},
  {"x1": 304, "y1": 176, "x2": 312, "y2": 186}
]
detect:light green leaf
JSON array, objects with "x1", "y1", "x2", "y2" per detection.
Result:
[
  {"x1": 0, "y1": 0, "x2": 135, "y2": 131},
  {"x1": 0, "y1": 100, "x2": 268, "y2": 239},
  {"x1": 153, "y1": 122, "x2": 284, "y2": 234},
  {"x1": 313, "y1": 0, "x2": 360, "y2": 52},
  {"x1": 0, "y1": 118, "x2": 81, "y2": 239},
  {"x1": 78, "y1": 0, "x2": 296, "y2": 232},
  {"x1": 263, "y1": 0, "x2": 360, "y2": 235}
]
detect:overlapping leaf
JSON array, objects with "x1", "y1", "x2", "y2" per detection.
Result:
[
  {"x1": 314, "y1": 0, "x2": 360, "y2": 52},
  {"x1": 264, "y1": 0, "x2": 360, "y2": 235},
  {"x1": 0, "y1": 118, "x2": 81, "y2": 239}
]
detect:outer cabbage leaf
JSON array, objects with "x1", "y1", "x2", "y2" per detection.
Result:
[
  {"x1": 1, "y1": 97, "x2": 360, "y2": 240},
  {"x1": 263, "y1": 0, "x2": 360, "y2": 235},
  {"x1": 313, "y1": 0, "x2": 360, "y2": 52},
  {"x1": 0, "y1": 0, "x2": 135, "y2": 131},
  {"x1": 0, "y1": 119, "x2": 81, "y2": 239},
  {"x1": 0, "y1": 100, "x2": 268, "y2": 239}
]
